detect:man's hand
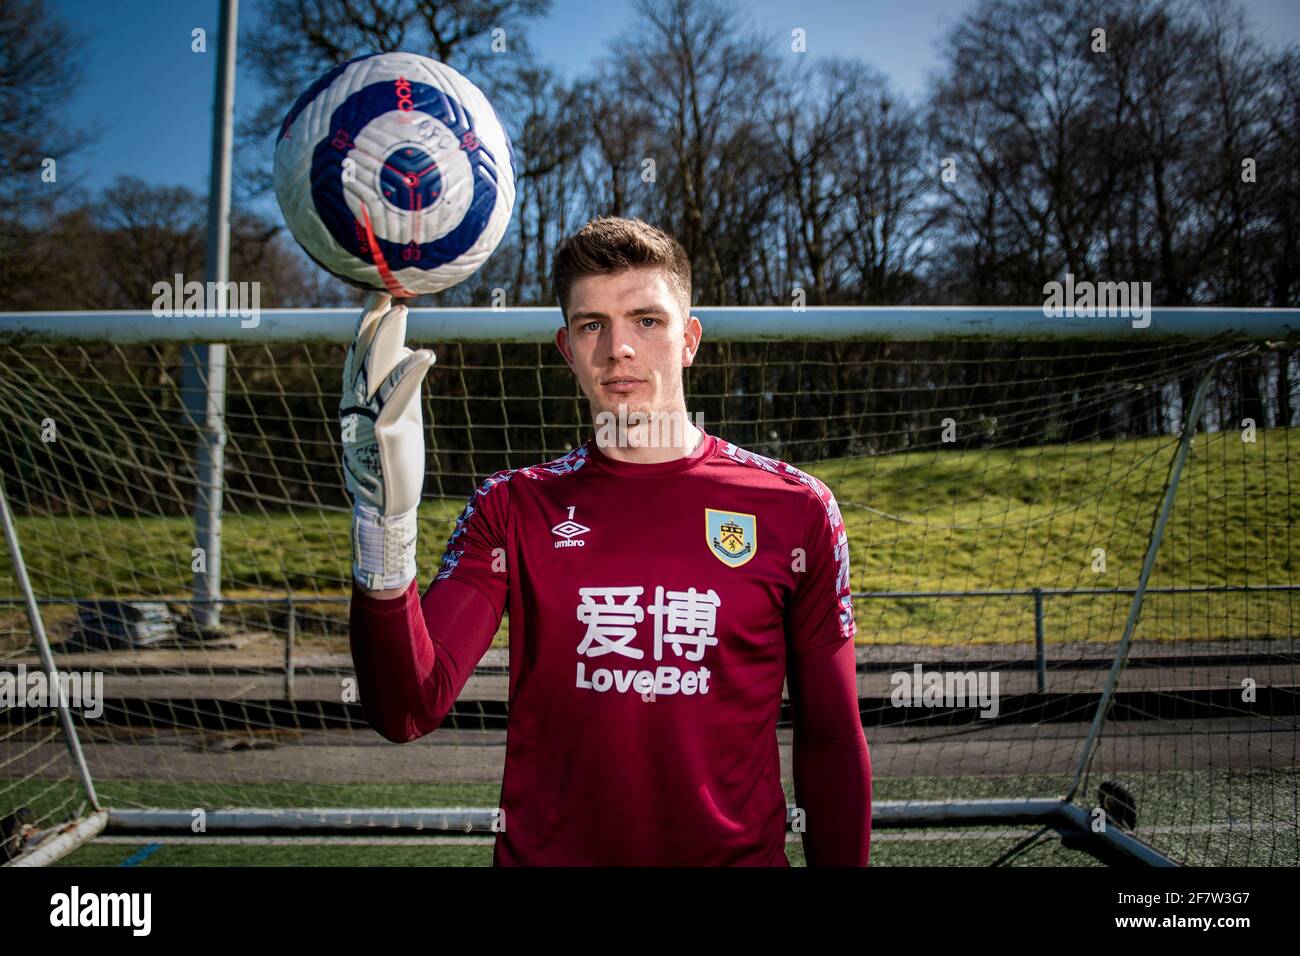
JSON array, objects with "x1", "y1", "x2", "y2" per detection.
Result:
[{"x1": 341, "y1": 293, "x2": 435, "y2": 593}]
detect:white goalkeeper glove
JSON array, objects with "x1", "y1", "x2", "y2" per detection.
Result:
[{"x1": 340, "y1": 293, "x2": 436, "y2": 591}]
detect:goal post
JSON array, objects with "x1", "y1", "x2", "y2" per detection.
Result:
[{"x1": 0, "y1": 306, "x2": 1296, "y2": 866}]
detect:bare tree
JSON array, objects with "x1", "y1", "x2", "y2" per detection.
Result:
[
  {"x1": 0, "y1": 0, "x2": 100, "y2": 300},
  {"x1": 604, "y1": 0, "x2": 784, "y2": 304},
  {"x1": 836, "y1": 68, "x2": 934, "y2": 303},
  {"x1": 927, "y1": 0, "x2": 1134, "y2": 300},
  {"x1": 764, "y1": 59, "x2": 858, "y2": 304},
  {"x1": 503, "y1": 66, "x2": 587, "y2": 305},
  {"x1": 579, "y1": 73, "x2": 656, "y2": 220}
]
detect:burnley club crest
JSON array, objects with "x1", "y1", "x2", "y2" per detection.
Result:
[{"x1": 706, "y1": 508, "x2": 757, "y2": 568}]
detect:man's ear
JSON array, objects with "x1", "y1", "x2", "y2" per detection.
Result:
[
  {"x1": 555, "y1": 323, "x2": 575, "y2": 369},
  {"x1": 682, "y1": 314, "x2": 702, "y2": 367}
]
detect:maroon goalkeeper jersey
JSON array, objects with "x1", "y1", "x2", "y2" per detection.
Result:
[{"x1": 350, "y1": 426, "x2": 869, "y2": 866}]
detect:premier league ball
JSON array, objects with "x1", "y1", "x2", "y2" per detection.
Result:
[{"x1": 273, "y1": 52, "x2": 516, "y2": 297}]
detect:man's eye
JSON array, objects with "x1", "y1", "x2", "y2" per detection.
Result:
[
  {"x1": 583, "y1": 321, "x2": 600, "y2": 333},
  {"x1": 640, "y1": 317, "x2": 658, "y2": 327}
]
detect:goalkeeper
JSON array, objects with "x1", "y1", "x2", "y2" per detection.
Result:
[{"x1": 345, "y1": 216, "x2": 870, "y2": 866}]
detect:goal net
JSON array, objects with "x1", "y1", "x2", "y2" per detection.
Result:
[{"x1": 1, "y1": 314, "x2": 1296, "y2": 865}]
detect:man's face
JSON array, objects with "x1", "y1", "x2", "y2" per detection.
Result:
[{"x1": 555, "y1": 267, "x2": 702, "y2": 421}]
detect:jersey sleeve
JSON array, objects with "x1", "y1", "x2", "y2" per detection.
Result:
[
  {"x1": 786, "y1": 477, "x2": 856, "y2": 654},
  {"x1": 349, "y1": 576, "x2": 500, "y2": 742},
  {"x1": 432, "y1": 469, "x2": 512, "y2": 617},
  {"x1": 788, "y1": 633, "x2": 871, "y2": 865},
  {"x1": 348, "y1": 470, "x2": 514, "y2": 743}
]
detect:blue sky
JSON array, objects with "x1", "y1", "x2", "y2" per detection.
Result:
[{"x1": 48, "y1": 0, "x2": 1300, "y2": 207}]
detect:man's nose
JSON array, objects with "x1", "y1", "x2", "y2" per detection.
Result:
[{"x1": 602, "y1": 323, "x2": 636, "y2": 360}]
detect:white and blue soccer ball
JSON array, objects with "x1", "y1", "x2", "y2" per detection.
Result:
[{"x1": 274, "y1": 51, "x2": 516, "y2": 297}]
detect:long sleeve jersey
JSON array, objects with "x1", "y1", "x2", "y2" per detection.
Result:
[{"x1": 349, "y1": 426, "x2": 871, "y2": 865}]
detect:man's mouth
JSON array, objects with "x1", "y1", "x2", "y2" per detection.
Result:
[{"x1": 601, "y1": 377, "x2": 644, "y2": 393}]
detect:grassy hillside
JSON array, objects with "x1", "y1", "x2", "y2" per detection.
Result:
[{"x1": 2, "y1": 426, "x2": 1295, "y2": 646}]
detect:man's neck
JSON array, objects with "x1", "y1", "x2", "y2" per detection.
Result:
[{"x1": 592, "y1": 409, "x2": 703, "y2": 465}]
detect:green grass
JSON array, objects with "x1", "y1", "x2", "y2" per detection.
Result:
[
  {"x1": 58, "y1": 840, "x2": 496, "y2": 867},
  {"x1": 3, "y1": 426, "x2": 1295, "y2": 649},
  {"x1": 822, "y1": 426, "x2": 1298, "y2": 644}
]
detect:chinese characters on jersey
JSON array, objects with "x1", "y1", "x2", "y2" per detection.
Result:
[{"x1": 574, "y1": 585, "x2": 720, "y2": 696}]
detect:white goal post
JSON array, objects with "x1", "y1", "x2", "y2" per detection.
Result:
[{"x1": 0, "y1": 304, "x2": 1294, "y2": 343}]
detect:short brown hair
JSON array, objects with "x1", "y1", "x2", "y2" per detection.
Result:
[{"x1": 552, "y1": 216, "x2": 692, "y2": 323}]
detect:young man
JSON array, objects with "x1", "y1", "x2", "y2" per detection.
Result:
[{"x1": 344, "y1": 216, "x2": 870, "y2": 866}]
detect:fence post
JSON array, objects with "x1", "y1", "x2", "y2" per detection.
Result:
[
  {"x1": 1033, "y1": 588, "x2": 1046, "y2": 694},
  {"x1": 284, "y1": 596, "x2": 295, "y2": 702}
]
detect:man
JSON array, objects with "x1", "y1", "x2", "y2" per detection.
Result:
[{"x1": 345, "y1": 216, "x2": 870, "y2": 866}]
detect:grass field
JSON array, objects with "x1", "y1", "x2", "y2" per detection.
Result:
[{"x1": 3, "y1": 426, "x2": 1296, "y2": 651}]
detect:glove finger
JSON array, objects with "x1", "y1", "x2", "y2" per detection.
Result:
[
  {"x1": 364, "y1": 304, "x2": 412, "y2": 401},
  {"x1": 354, "y1": 291, "x2": 392, "y2": 343},
  {"x1": 375, "y1": 349, "x2": 435, "y2": 429},
  {"x1": 344, "y1": 292, "x2": 393, "y2": 397}
]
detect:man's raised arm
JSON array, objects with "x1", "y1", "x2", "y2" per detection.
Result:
[
  {"x1": 341, "y1": 293, "x2": 506, "y2": 742},
  {"x1": 350, "y1": 578, "x2": 500, "y2": 742}
]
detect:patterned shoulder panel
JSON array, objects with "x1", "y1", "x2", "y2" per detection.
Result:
[
  {"x1": 716, "y1": 441, "x2": 838, "y2": 510},
  {"x1": 516, "y1": 442, "x2": 592, "y2": 480},
  {"x1": 716, "y1": 440, "x2": 853, "y2": 639},
  {"x1": 434, "y1": 444, "x2": 591, "y2": 581}
]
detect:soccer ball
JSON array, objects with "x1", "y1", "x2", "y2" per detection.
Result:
[{"x1": 273, "y1": 51, "x2": 516, "y2": 297}]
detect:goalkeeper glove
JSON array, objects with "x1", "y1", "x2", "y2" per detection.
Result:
[{"x1": 340, "y1": 293, "x2": 436, "y2": 591}]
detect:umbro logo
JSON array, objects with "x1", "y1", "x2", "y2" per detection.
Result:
[{"x1": 552, "y1": 519, "x2": 589, "y2": 549}]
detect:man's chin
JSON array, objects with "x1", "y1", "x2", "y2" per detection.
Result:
[{"x1": 593, "y1": 400, "x2": 653, "y2": 420}]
